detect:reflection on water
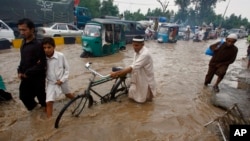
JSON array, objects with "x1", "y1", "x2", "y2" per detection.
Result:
[{"x1": 0, "y1": 40, "x2": 248, "y2": 140}]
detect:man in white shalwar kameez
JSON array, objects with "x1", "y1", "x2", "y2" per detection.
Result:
[{"x1": 110, "y1": 35, "x2": 156, "y2": 103}]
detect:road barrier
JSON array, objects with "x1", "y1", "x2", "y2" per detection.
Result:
[
  {"x1": 11, "y1": 36, "x2": 82, "y2": 49},
  {"x1": 75, "y1": 36, "x2": 82, "y2": 44},
  {"x1": 12, "y1": 39, "x2": 23, "y2": 48}
]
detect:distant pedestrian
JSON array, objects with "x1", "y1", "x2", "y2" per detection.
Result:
[
  {"x1": 198, "y1": 27, "x2": 204, "y2": 41},
  {"x1": 169, "y1": 28, "x2": 174, "y2": 40},
  {"x1": 203, "y1": 26, "x2": 209, "y2": 41},
  {"x1": 185, "y1": 26, "x2": 191, "y2": 40},
  {"x1": 17, "y1": 18, "x2": 47, "y2": 111},
  {"x1": 145, "y1": 25, "x2": 154, "y2": 40},
  {"x1": 153, "y1": 18, "x2": 158, "y2": 32},
  {"x1": 120, "y1": 14, "x2": 125, "y2": 20},
  {"x1": 247, "y1": 44, "x2": 250, "y2": 69},
  {"x1": 42, "y1": 37, "x2": 74, "y2": 118},
  {"x1": 204, "y1": 34, "x2": 238, "y2": 92}
]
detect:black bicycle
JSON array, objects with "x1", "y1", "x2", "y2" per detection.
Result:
[{"x1": 54, "y1": 62, "x2": 130, "y2": 128}]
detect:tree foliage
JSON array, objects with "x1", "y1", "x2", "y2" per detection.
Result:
[
  {"x1": 192, "y1": 0, "x2": 225, "y2": 25},
  {"x1": 174, "y1": 0, "x2": 226, "y2": 26},
  {"x1": 78, "y1": 0, "x2": 101, "y2": 18},
  {"x1": 222, "y1": 14, "x2": 250, "y2": 29},
  {"x1": 124, "y1": 10, "x2": 145, "y2": 21},
  {"x1": 156, "y1": 0, "x2": 169, "y2": 13},
  {"x1": 174, "y1": 0, "x2": 191, "y2": 23},
  {"x1": 99, "y1": 0, "x2": 119, "y2": 17},
  {"x1": 145, "y1": 8, "x2": 172, "y2": 21}
]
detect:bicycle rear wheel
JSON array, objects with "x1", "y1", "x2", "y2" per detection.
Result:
[{"x1": 54, "y1": 94, "x2": 92, "y2": 128}]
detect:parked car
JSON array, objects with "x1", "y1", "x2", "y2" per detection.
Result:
[
  {"x1": 228, "y1": 28, "x2": 247, "y2": 39},
  {"x1": 178, "y1": 26, "x2": 186, "y2": 40},
  {"x1": 0, "y1": 20, "x2": 15, "y2": 42},
  {"x1": 36, "y1": 23, "x2": 83, "y2": 38}
]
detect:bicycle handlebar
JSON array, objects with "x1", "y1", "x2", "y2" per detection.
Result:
[{"x1": 85, "y1": 62, "x2": 111, "y2": 78}]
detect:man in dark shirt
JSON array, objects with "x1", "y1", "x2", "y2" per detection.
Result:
[
  {"x1": 204, "y1": 33, "x2": 238, "y2": 92},
  {"x1": 17, "y1": 18, "x2": 46, "y2": 110}
]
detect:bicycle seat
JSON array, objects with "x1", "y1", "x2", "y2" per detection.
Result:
[{"x1": 112, "y1": 67, "x2": 123, "y2": 72}]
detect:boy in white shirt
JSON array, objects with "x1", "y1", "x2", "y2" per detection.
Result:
[{"x1": 42, "y1": 37, "x2": 74, "y2": 118}]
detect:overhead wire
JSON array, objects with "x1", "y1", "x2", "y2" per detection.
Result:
[{"x1": 113, "y1": 0, "x2": 176, "y2": 7}]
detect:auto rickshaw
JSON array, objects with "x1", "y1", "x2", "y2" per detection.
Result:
[
  {"x1": 157, "y1": 23, "x2": 179, "y2": 43},
  {"x1": 81, "y1": 18, "x2": 126, "y2": 57}
]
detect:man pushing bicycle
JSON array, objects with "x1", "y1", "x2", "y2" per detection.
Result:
[{"x1": 110, "y1": 35, "x2": 156, "y2": 103}]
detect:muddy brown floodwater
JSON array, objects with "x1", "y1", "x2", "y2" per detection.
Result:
[{"x1": 0, "y1": 38, "x2": 248, "y2": 141}]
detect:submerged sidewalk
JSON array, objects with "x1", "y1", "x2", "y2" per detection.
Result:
[{"x1": 211, "y1": 58, "x2": 250, "y2": 119}]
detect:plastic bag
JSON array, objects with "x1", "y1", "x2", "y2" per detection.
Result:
[
  {"x1": 205, "y1": 47, "x2": 214, "y2": 56},
  {"x1": 205, "y1": 39, "x2": 224, "y2": 56}
]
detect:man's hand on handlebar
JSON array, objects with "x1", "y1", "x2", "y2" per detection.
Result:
[
  {"x1": 110, "y1": 67, "x2": 132, "y2": 78},
  {"x1": 110, "y1": 71, "x2": 120, "y2": 78}
]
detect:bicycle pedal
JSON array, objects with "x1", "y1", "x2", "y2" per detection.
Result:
[{"x1": 93, "y1": 101, "x2": 98, "y2": 105}]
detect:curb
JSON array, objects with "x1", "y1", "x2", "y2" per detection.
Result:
[
  {"x1": 12, "y1": 36, "x2": 82, "y2": 48},
  {"x1": 0, "y1": 39, "x2": 12, "y2": 50}
]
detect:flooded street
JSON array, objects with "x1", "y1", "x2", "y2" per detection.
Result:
[{"x1": 0, "y1": 38, "x2": 249, "y2": 141}]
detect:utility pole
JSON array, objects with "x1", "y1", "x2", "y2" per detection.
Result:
[{"x1": 219, "y1": 0, "x2": 231, "y2": 27}]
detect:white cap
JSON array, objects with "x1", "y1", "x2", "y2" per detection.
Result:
[
  {"x1": 132, "y1": 35, "x2": 144, "y2": 42},
  {"x1": 227, "y1": 33, "x2": 238, "y2": 40}
]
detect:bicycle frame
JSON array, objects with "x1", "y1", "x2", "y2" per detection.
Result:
[
  {"x1": 84, "y1": 62, "x2": 129, "y2": 103},
  {"x1": 54, "y1": 62, "x2": 129, "y2": 128}
]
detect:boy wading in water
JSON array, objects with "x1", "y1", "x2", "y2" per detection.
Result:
[{"x1": 42, "y1": 37, "x2": 74, "y2": 118}]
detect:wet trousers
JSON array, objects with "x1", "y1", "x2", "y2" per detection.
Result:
[
  {"x1": 204, "y1": 64, "x2": 228, "y2": 85},
  {"x1": 19, "y1": 77, "x2": 46, "y2": 110}
]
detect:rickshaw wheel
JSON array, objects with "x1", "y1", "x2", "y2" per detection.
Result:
[
  {"x1": 80, "y1": 51, "x2": 93, "y2": 58},
  {"x1": 120, "y1": 46, "x2": 126, "y2": 50}
]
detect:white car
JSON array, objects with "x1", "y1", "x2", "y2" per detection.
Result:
[
  {"x1": 229, "y1": 28, "x2": 247, "y2": 39},
  {"x1": 36, "y1": 23, "x2": 83, "y2": 38},
  {"x1": 0, "y1": 20, "x2": 15, "y2": 42}
]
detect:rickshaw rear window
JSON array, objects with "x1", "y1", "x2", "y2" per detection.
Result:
[
  {"x1": 158, "y1": 27, "x2": 168, "y2": 33},
  {"x1": 84, "y1": 25, "x2": 101, "y2": 37}
]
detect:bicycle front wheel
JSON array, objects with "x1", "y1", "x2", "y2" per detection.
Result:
[{"x1": 54, "y1": 94, "x2": 91, "y2": 128}]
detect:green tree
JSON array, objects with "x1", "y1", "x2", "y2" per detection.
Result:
[
  {"x1": 124, "y1": 10, "x2": 145, "y2": 21},
  {"x1": 123, "y1": 10, "x2": 133, "y2": 20},
  {"x1": 187, "y1": 8, "x2": 197, "y2": 26},
  {"x1": 222, "y1": 14, "x2": 249, "y2": 29},
  {"x1": 99, "y1": 0, "x2": 119, "y2": 17},
  {"x1": 174, "y1": 0, "x2": 191, "y2": 22},
  {"x1": 78, "y1": 0, "x2": 101, "y2": 18},
  {"x1": 191, "y1": 0, "x2": 225, "y2": 25},
  {"x1": 156, "y1": 0, "x2": 169, "y2": 13},
  {"x1": 146, "y1": 8, "x2": 169, "y2": 17}
]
